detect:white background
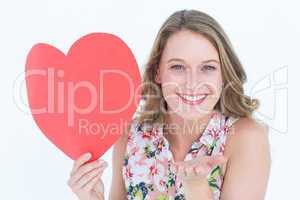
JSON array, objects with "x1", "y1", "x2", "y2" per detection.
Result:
[{"x1": 0, "y1": 0, "x2": 299, "y2": 199}]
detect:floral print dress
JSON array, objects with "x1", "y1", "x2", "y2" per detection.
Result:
[{"x1": 122, "y1": 110, "x2": 240, "y2": 200}]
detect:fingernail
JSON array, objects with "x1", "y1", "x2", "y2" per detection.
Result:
[
  {"x1": 172, "y1": 165, "x2": 178, "y2": 172},
  {"x1": 170, "y1": 165, "x2": 174, "y2": 172},
  {"x1": 98, "y1": 160, "x2": 105, "y2": 164},
  {"x1": 178, "y1": 165, "x2": 184, "y2": 171},
  {"x1": 85, "y1": 153, "x2": 91, "y2": 158}
]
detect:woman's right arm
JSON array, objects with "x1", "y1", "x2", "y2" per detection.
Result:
[
  {"x1": 108, "y1": 124, "x2": 129, "y2": 200},
  {"x1": 68, "y1": 122, "x2": 130, "y2": 200}
]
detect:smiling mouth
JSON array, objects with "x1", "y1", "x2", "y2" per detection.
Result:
[{"x1": 176, "y1": 93, "x2": 208, "y2": 105}]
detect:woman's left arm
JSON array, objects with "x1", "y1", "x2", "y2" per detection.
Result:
[
  {"x1": 174, "y1": 155, "x2": 227, "y2": 200},
  {"x1": 220, "y1": 118, "x2": 271, "y2": 200}
]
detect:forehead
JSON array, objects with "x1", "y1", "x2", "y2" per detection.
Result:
[{"x1": 161, "y1": 30, "x2": 219, "y2": 63}]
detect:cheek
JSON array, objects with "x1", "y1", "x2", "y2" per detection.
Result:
[
  {"x1": 161, "y1": 83, "x2": 179, "y2": 103},
  {"x1": 160, "y1": 73, "x2": 185, "y2": 93},
  {"x1": 214, "y1": 74, "x2": 223, "y2": 94},
  {"x1": 160, "y1": 78, "x2": 182, "y2": 110},
  {"x1": 162, "y1": 73, "x2": 186, "y2": 85},
  {"x1": 210, "y1": 79, "x2": 223, "y2": 94},
  {"x1": 206, "y1": 77, "x2": 223, "y2": 103}
]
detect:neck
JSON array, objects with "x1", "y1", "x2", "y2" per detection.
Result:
[{"x1": 165, "y1": 110, "x2": 215, "y2": 146}]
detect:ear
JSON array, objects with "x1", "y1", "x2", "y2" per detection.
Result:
[{"x1": 155, "y1": 68, "x2": 161, "y2": 84}]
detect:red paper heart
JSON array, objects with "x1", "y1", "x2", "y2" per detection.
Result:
[{"x1": 25, "y1": 32, "x2": 141, "y2": 161}]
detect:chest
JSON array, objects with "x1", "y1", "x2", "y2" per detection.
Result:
[
  {"x1": 122, "y1": 118, "x2": 229, "y2": 199},
  {"x1": 122, "y1": 136, "x2": 220, "y2": 199}
]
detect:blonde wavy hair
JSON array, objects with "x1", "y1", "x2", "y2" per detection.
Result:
[{"x1": 134, "y1": 9, "x2": 259, "y2": 127}]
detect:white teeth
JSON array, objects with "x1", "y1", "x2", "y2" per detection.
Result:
[{"x1": 180, "y1": 94, "x2": 206, "y2": 101}]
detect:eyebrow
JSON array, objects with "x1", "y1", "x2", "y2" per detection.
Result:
[{"x1": 167, "y1": 58, "x2": 220, "y2": 64}]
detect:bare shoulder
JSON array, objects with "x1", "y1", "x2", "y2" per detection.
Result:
[
  {"x1": 225, "y1": 117, "x2": 270, "y2": 157},
  {"x1": 236, "y1": 117, "x2": 269, "y2": 134},
  {"x1": 221, "y1": 117, "x2": 271, "y2": 199}
]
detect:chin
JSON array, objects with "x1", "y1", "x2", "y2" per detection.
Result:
[{"x1": 178, "y1": 108, "x2": 212, "y2": 120}]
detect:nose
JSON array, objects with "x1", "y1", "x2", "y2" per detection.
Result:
[{"x1": 185, "y1": 70, "x2": 202, "y2": 91}]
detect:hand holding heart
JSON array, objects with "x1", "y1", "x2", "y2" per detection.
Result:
[{"x1": 68, "y1": 152, "x2": 107, "y2": 200}]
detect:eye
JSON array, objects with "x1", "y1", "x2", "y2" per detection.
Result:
[
  {"x1": 202, "y1": 65, "x2": 216, "y2": 71},
  {"x1": 170, "y1": 64, "x2": 185, "y2": 70}
]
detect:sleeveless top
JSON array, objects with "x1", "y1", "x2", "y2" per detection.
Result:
[{"x1": 122, "y1": 110, "x2": 240, "y2": 200}]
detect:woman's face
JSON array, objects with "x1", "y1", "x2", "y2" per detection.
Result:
[{"x1": 155, "y1": 29, "x2": 223, "y2": 119}]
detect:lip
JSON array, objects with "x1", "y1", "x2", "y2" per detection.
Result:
[
  {"x1": 176, "y1": 92, "x2": 209, "y2": 96},
  {"x1": 176, "y1": 93, "x2": 208, "y2": 105}
]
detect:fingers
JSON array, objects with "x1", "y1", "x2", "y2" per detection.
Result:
[
  {"x1": 73, "y1": 164, "x2": 107, "y2": 191},
  {"x1": 69, "y1": 160, "x2": 107, "y2": 187},
  {"x1": 177, "y1": 165, "x2": 208, "y2": 181},
  {"x1": 83, "y1": 173, "x2": 102, "y2": 193},
  {"x1": 172, "y1": 155, "x2": 228, "y2": 181},
  {"x1": 70, "y1": 152, "x2": 92, "y2": 176},
  {"x1": 194, "y1": 165, "x2": 210, "y2": 177},
  {"x1": 83, "y1": 164, "x2": 107, "y2": 193},
  {"x1": 171, "y1": 163, "x2": 178, "y2": 174},
  {"x1": 206, "y1": 155, "x2": 227, "y2": 167},
  {"x1": 93, "y1": 178, "x2": 105, "y2": 198},
  {"x1": 177, "y1": 165, "x2": 186, "y2": 180},
  {"x1": 185, "y1": 166, "x2": 195, "y2": 177}
]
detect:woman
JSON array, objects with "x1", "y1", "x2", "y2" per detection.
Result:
[{"x1": 67, "y1": 9, "x2": 271, "y2": 200}]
